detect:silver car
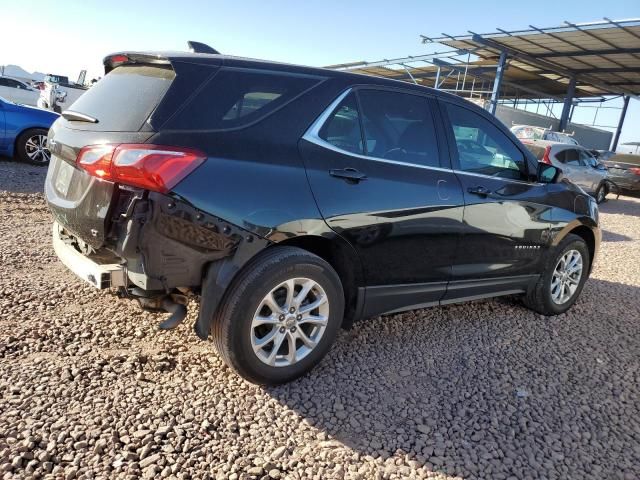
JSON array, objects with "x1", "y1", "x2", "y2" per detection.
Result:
[{"x1": 523, "y1": 141, "x2": 609, "y2": 203}]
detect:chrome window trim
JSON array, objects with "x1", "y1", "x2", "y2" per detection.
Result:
[
  {"x1": 452, "y1": 169, "x2": 544, "y2": 186},
  {"x1": 303, "y1": 88, "x2": 546, "y2": 184},
  {"x1": 302, "y1": 88, "x2": 453, "y2": 175}
]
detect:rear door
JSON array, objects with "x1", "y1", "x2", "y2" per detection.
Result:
[
  {"x1": 438, "y1": 99, "x2": 551, "y2": 297},
  {"x1": 300, "y1": 87, "x2": 465, "y2": 315},
  {"x1": 553, "y1": 147, "x2": 586, "y2": 189}
]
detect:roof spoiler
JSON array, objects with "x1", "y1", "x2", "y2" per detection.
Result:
[
  {"x1": 187, "y1": 41, "x2": 220, "y2": 55},
  {"x1": 103, "y1": 53, "x2": 172, "y2": 74}
]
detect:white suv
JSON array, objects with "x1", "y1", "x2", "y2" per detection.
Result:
[{"x1": 523, "y1": 140, "x2": 609, "y2": 203}]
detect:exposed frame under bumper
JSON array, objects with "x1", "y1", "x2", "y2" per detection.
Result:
[{"x1": 52, "y1": 222, "x2": 127, "y2": 289}]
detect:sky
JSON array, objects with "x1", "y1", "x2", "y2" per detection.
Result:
[{"x1": 1, "y1": 0, "x2": 638, "y2": 145}]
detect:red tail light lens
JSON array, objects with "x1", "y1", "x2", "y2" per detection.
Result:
[
  {"x1": 630, "y1": 167, "x2": 640, "y2": 176},
  {"x1": 77, "y1": 145, "x2": 116, "y2": 179},
  {"x1": 76, "y1": 144, "x2": 206, "y2": 193},
  {"x1": 541, "y1": 146, "x2": 552, "y2": 164}
]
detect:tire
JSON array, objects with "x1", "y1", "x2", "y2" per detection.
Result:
[
  {"x1": 594, "y1": 182, "x2": 608, "y2": 204},
  {"x1": 210, "y1": 246, "x2": 344, "y2": 385},
  {"x1": 523, "y1": 234, "x2": 590, "y2": 316},
  {"x1": 16, "y1": 128, "x2": 51, "y2": 165}
]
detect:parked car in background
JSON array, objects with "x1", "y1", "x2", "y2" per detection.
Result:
[
  {"x1": 43, "y1": 74, "x2": 87, "y2": 107},
  {"x1": 522, "y1": 140, "x2": 609, "y2": 203},
  {"x1": 600, "y1": 154, "x2": 640, "y2": 197},
  {"x1": 46, "y1": 47, "x2": 600, "y2": 384},
  {"x1": 0, "y1": 95, "x2": 59, "y2": 164},
  {"x1": 511, "y1": 125, "x2": 580, "y2": 146},
  {"x1": 0, "y1": 76, "x2": 39, "y2": 106}
]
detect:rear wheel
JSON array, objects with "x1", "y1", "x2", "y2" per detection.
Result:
[
  {"x1": 523, "y1": 234, "x2": 590, "y2": 315},
  {"x1": 210, "y1": 247, "x2": 344, "y2": 385},
  {"x1": 16, "y1": 128, "x2": 51, "y2": 165}
]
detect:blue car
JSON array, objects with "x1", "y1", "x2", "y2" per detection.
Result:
[{"x1": 0, "y1": 95, "x2": 59, "y2": 165}]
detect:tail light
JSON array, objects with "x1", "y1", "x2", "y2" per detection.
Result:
[
  {"x1": 630, "y1": 167, "x2": 640, "y2": 176},
  {"x1": 541, "y1": 146, "x2": 552, "y2": 165},
  {"x1": 76, "y1": 144, "x2": 206, "y2": 193}
]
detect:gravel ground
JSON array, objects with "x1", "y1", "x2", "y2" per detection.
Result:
[{"x1": 1, "y1": 158, "x2": 639, "y2": 480}]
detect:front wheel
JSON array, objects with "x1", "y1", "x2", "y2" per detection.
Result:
[
  {"x1": 594, "y1": 182, "x2": 608, "y2": 204},
  {"x1": 210, "y1": 247, "x2": 344, "y2": 385},
  {"x1": 523, "y1": 234, "x2": 590, "y2": 315},
  {"x1": 16, "y1": 128, "x2": 51, "y2": 165}
]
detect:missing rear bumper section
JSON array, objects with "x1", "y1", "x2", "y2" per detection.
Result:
[
  {"x1": 52, "y1": 222, "x2": 126, "y2": 289},
  {"x1": 51, "y1": 194, "x2": 269, "y2": 337}
]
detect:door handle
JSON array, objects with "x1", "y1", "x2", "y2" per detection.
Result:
[
  {"x1": 329, "y1": 168, "x2": 367, "y2": 183},
  {"x1": 467, "y1": 185, "x2": 491, "y2": 197}
]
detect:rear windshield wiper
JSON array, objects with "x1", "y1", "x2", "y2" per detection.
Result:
[{"x1": 61, "y1": 110, "x2": 99, "y2": 123}]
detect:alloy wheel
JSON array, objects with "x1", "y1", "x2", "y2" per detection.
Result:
[
  {"x1": 251, "y1": 277, "x2": 329, "y2": 367},
  {"x1": 550, "y1": 249, "x2": 583, "y2": 305},
  {"x1": 24, "y1": 134, "x2": 50, "y2": 164}
]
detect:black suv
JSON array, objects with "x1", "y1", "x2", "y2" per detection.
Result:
[{"x1": 46, "y1": 48, "x2": 600, "y2": 384}]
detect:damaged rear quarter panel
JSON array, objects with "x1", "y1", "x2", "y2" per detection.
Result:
[{"x1": 113, "y1": 191, "x2": 269, "y2": 291}]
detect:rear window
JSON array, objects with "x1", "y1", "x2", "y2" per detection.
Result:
[
  {"x1": 65, "y1": 65, "x2": 174, "y2": 131},
  {"x1": 164, "y1": 68, "x2": 323, "y2": 131}
]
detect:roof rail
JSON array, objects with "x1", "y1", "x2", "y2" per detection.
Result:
[{"x1": 187, "y1": 41, "x2": 220, "y2": 55}]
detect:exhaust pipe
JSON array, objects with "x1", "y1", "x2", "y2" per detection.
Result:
[
  {"x1": 128, "y1": 289, "x2": 189, "y2": 330},
  {"x1": 159, "y1": 298, "x2": 188, "y2": 330}
]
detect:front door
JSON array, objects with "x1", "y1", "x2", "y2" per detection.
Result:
[
  {"x1": 300, "y1": 87, "x2": 465, "y2": 315},
  {"x1": 438, "y1": 100, "x2": 551, "y2": 300}
]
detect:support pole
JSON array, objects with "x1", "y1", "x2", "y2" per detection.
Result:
[
  {"x1": 558, "y1": 76, "x2": 576, "y2": 132},
  {"x1": 611, "y1": 95, "x2": 630, "y2": 152},
  {"x1": 434, "y1": 67, "x2": 441, "y2": 89},
  {"x1": 489, "y1": 51, "x2": 507, "y2": 115}
]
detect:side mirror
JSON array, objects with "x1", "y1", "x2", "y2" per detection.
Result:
[{"x1": 538, "y1": 162, "x2": 561, "y2": 183}]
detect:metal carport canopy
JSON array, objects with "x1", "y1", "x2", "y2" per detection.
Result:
[
  {"x1": 420, "y1": 18, "x2": 640, "y2": 98},
  {"x1": 420, "y1": 18, "x2": 639, "y2": 148}
]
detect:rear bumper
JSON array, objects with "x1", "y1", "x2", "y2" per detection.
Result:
[{"x1": 52, "y1": 222, "x2": 127, "y2": 289}]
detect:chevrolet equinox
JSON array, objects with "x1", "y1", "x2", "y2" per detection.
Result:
[{"x1": 45, "y1": 46, "x2": 600, "y2": 384}]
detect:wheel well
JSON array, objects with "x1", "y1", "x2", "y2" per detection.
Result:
[
  {"x1": 569, "y1": 225, "x2": 595, "y2": 267},
  {"x1": 274, "y1": 235, "x2": 364, "y2": 327},
  {"x1": 13, "y1": 127, "x2": 46, "y2": 155}
]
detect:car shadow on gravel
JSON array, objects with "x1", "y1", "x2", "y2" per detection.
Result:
[
  {"x1": 601, "y1": 229, "x2": 634, "y2": 242},
  {"x1": 264, "y1": 278, "x2": 640, "y2": 479},
  {"x1": 598, "y1": 196, "x2": 640, "y2": 216}
]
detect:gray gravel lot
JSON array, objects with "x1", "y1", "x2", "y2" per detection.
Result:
[{"x1": 1, "y1": 158, "x2": 639, "y2": 480}]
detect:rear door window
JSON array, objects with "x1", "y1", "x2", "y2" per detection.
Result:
[
  {"x1": 165, "y1": 68, "x2": 323, "y2": 131},
  {"x1": 318, "y1": 93, "x2": 363, "y2": 155},
  {"x1": 560, "y1": 149, "x2": 581, "y2": 165},
  {"x1": 0, "y1": 78, "x2": 20, "y2": 89},
  {"x1": 357, "y1": 89, "x2": 440, "y2": 167},
  {"x1": 64, "y1": 65, "x2": 175, "y2": 131}
]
